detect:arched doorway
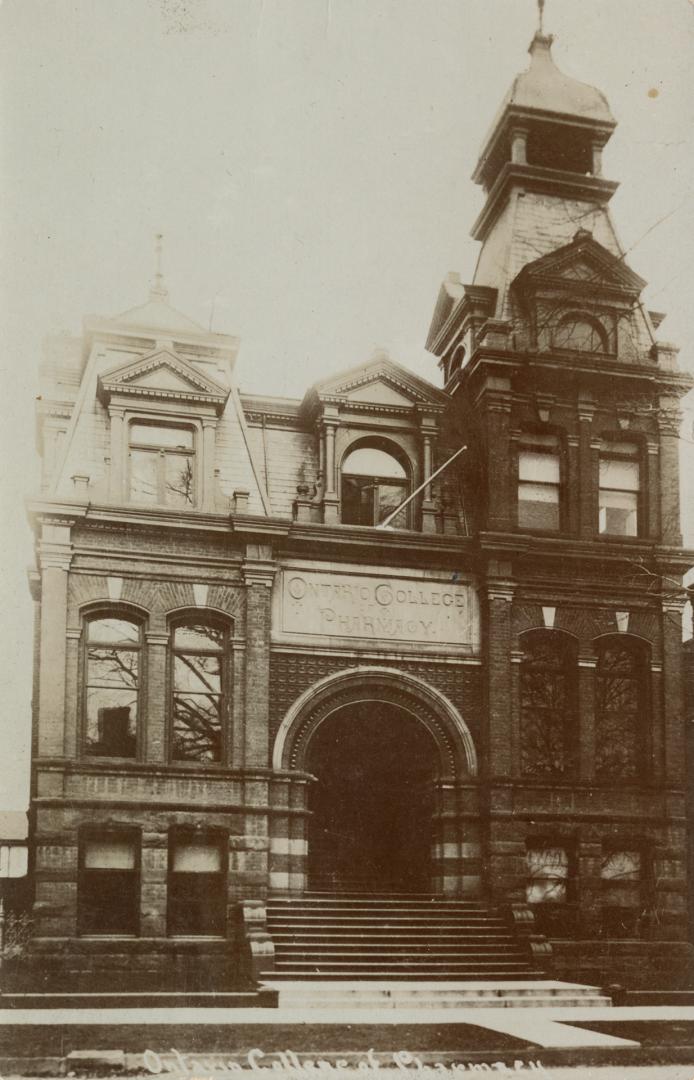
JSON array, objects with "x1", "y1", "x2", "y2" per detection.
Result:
[
  {"x1": 271, "y1": 667, "x2": 481, "y2": 897},
  {"x1": 306, "y1": 700, "x2": 438, "y2": 893}
]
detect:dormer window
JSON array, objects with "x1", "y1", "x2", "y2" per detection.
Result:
[
  {"x1": 129, "y1": 421, "x2": 196, "y2": 508},
  {"x1": 341, "y1": 445, "x2": 409, "y2": 527}
]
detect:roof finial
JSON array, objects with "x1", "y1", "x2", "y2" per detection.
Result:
[
  {"x1": 150, "y1": 232, "x2": 169, "y2": 302},
  {"x1": 538, "y1": 0, "x2": 545, "y2": 34}
]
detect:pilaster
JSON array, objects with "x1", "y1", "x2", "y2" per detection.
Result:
[
  {"x1": 37, "y1": 520, "x2": 73, "y2": 757},
  {"x1": 482, "y1": 386, "x2": 513, "y2": 531},
  {"x1": 201, "y1": 418, "x2": 217, "y2": 512},
  {"x1": 485, "y1": 577, "x2": 515, "y2": 778},
  {"x1": 662, "y1": 599, "x2": 686, "y2": 784},
  {"x1": 145, "y1": 632, "x2": 170, "y2": 762},
  {"x1": 658, "y1": 401, "x2": 683, "y2": 545},
  {"x1": 242, "y1": 544, "x2": 276, "y2": 768},
  {"x1": 577, "y1": 402, "x2": 595, "y2": 538}
]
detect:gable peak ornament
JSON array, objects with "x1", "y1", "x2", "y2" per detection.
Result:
[{"x1": 149, "y1": 232, "x2": 169, "y2": 302}]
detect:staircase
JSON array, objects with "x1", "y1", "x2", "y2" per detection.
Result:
[{"x1": 262, "y1": 894, "x2": 542, "y2": 982}]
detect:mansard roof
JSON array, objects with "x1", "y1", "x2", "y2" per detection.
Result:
[{"x1": 111, "y1": 297, "x2": 207, "y2": 336}]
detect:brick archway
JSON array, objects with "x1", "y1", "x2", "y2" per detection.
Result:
[
  {"x1": 272, "y1": 666, "x2": 477, "y2": 780},
  {"x1": 269, "y1": 667, "x2": 480, "y2": 896}
]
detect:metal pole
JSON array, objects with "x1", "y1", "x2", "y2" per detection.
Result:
[{"x1": 377, "y1": 444, "x2": 468, "y2": 529}]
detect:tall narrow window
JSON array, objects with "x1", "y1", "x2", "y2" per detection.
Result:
[
  {"x1": 129, "y1": 422, "x2": 196, "y2": 508},
  {"x1": 601, "y1": 849, "x2": 644, "y2": 937},
  {"x1": 595, "y1": 637, "x2": 647, "y2": 778},
  {"x1": 341, "y1": 445, "x2": 409, "y2": 527},
  {"x1": 599, "y1": 442, "x2": 640, "y2": 536},
  {"x1": 171, "y1": 622, "x2": 226, "y2": 763},
  {"x1": 168, "y1": 833, "x2": 226, "y2": 936},
  {"x1": 84, "y1": 616, "x2": 140, "y2": 758},
  {"x1": 518, "y1": 434, "x2": 561, "y2": 530},
  {"x1": 520, "y1": 630, "x2": 577, "y2": 776},
  {"x1": 78, "y1": 833, "x2": 139, "y2": 934}
]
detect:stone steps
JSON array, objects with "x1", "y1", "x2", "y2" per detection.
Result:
[
  {"x1": 263, "y1": 893, "x2": 541, "y2": 982},
  {"x1": 262, "y1": 979, "x2": 613, "y2": 1010}
]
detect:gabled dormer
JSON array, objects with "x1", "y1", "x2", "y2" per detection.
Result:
[
  {"x1": 298, "y1": 351, "x2": 459, "y2": 533},
  {"x1": 38, "y1": 253, "x2": 269, "y2": 517},
  {"x1": 97, "y1": 346, "x2": 230, "y2": 412},
  {"x1": 510, "y1": 228, "x2": 653, "y2": 363},
  {"x1": 95, "y1": 347, "x2": 230, "y2": 512}
]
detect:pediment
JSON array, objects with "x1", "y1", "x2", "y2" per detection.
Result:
[
  {"x1": 513, "y1": 231, "x2": 647, "y2": 299},
  {"x1": 309, "y1": 355, "x2": 448, "y2": 411},
  {"x1": 345, "y1": 379, "x2": 417, "y2": 407},
  {"x1": 98, "y1": 348, "x2": 229, "y2": 413}
]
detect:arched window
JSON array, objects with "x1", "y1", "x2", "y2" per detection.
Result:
[
  {"x1": 170, "y1": 619, "x2": 229, "y2": 763},
  {"x1": 341, "y1": 444, "x2": 409, "y2": 527},
  {"x1": 84, "y1": 615, "x2": 141, "y2": 758},
  {"x1": 553, "y1": 313, "x2": 608, "y2": 354},
  {"x1": 595, "y1": 636, "x2": 648, "y2": 778},
  {"x1": 520, "y1": 630, "x2": 577, "y2": 776}
]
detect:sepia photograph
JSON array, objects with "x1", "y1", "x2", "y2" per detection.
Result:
[{"x1": 1, "y1": 0, "x2": 694, "y2": 1076}]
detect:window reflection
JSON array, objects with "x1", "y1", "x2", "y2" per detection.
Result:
[
  {"x1": 171, "y1": 623, "x2": 225, "y2": 763},
  {"x1": 129, "y1": 423, "x2": 195, "y2": 508},
  {"x1": 85, "y1": 617, "x2": 139, "y2": 758}
]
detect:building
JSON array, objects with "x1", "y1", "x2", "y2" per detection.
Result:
[{"x1": 26, "y1": 24, "x2": 692, "y2": 993}]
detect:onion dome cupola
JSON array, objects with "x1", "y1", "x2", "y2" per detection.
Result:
[{"x1": 471, "y1": 28, "x2": 617, "y2": 246}]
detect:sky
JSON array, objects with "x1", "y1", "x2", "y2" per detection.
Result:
[{"x1": 1, "y1": 0, "x2": 693, "y2": 811}]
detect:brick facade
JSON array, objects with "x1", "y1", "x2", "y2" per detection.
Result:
[{"x1": 23, "y1": 26, "x2": 693, "y2": 992}]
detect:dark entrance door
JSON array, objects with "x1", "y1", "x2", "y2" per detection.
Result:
[{"x1": 306, "y1": 701, "x2": 438, "y2": 893}]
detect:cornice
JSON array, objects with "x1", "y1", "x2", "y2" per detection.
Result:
[
  {"x1": 471, "y1": 162, "x2": 619, "y2": 243},
  {"x1": 461, "y1": 349, "x2": 693, "y2": 397},
  {"x1": 473, "y1": 104, "x2": 616, "y2": 189},
  {"x1": 97, "y1": 348, "x2": 229, "y2": 415}
]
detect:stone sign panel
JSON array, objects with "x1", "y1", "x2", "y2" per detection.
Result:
[{"x1": 278, "y1": 568, "x2": 479, "y2": 650}]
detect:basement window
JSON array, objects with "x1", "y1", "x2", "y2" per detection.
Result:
[
  {"x1": 78, "y1": 833, "x2": 139, "y2": 935},
  {"x1": 601, "y1": 849, "x2": 644, "y2": 938},
  {"x1": 526, "y1": 846, "x2": 569, "y2": 904},
  {"x1": 168, "y1": 833, "x2": 227, "y2": 936}
]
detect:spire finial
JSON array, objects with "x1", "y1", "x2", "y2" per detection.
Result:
[
  {"x1": 538, "y1": 0, "x2": 545, "y2": 34},
  {"x1": 150, "y1": 232, "x2": 169, "y2": 301}
]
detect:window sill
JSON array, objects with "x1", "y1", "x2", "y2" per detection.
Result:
[
  {"x1": 78, "y1": 933, "x2": 138, "y2": 940},
  {"x1": 168, "y1": 934, "x2": 226, "y2": 940}
]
